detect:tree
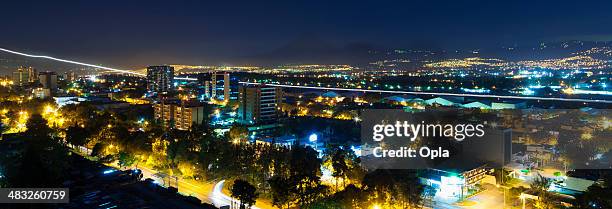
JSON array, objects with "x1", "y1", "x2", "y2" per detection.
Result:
[
  {"x1": 336, "y1": 184, "x2": 366, "y2": 208},
  {"x1": 398, "y1": 178, "x2": 424, "y2": 208},
  {"x1": 231, "y1": 179, "x2": 258, "y2": 209},
  {"x1": 571, "y1": 173, "x2": 612, "y2": 209},
  {"x1": 0, "y1": 115, "x2": 70, "y2": 188},
  {"x1": 25, "y1": 114, "x2": 53, "y2": 138},
  {"x1": 530, "y1": 173, "x2": 557, "y2": 209},
  {"x1": 362, "y1": 170, "x2": 423, "y2": 208},
  {"x1": 229, "y1": 125, "x2": 249, "y2": 143},
  {"x1": 118, "y1": 151, "x2": 137, "y2": 168},
  {"x1": 331, "y1": 148, "x2": 349, "y2": 190},
  {"x1": 66, "y1": 125, "x2": 90, "y2": 147},
  {"x1": 269, "y1": 176, "x2": 292, "y2": 209},
  {"x1": 288, "y1": 146, "x2": 326, "y2": 206},
  {"x1": 91, "y1": 142, "x2": 105, "y2": 157}
]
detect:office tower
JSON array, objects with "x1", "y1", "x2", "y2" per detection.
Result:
[
  {"x1": 146, "y1": 65, "x2": 174, "y2": 94},
  {"x1": 223, "y1": 72, "x2": 230, "y2": 102},
  {"x1": 237, "y1": 84, "x2": 283, "y2": 124},
  {"x1": 208, "y1": 72, "x2": 230, "y2": 102},
  {"x1": 38, "y1": 71, "x2": 58, "y2": 90},
  {"x1": 204, "y1": 81, "x2": 210, "y2": 98},
  {"x1": 12, "y1": 67, "x2": 30, "y2": 86},
  {"x1": 26, "y1": 67, "x2": 37, "y2": 82},
  {"x1": 64, "y1": 71, "x2": 77, "y2": 82},
  {"x1": 211, "y1": 74, "x2": 216, "y2": 98}
]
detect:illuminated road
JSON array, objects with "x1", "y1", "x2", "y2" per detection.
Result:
[
  {"x1": 240, "y1": 82, "x2": 612, "y2": 103},
  {"x1": 134, "y1": 166, "x2": 274, "y2": 209},
  {"x1": 211, "y1": 180, "x2": 262, "y2": 209},
  {"x1": 71, "y1": 146, "x2": 217, "y2": 206},
  {"x1": 135, "y1": 165, "x2": 214, "y2": 203}
]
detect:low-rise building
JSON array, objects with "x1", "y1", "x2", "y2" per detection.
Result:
[
  {"x1": 32, "y1": 87, "x2": 51, "y2": 99},
  {"x1": 154, "y1": 99, "x2": 207, "y2": 130}
]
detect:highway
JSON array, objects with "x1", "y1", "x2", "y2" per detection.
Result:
[{"x1": 240, "y1": 82, "x2": 612, "y2": 104}]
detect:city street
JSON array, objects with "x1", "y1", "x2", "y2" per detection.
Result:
[{"x1": 134, "y1": 165, "x2": 274, "y2": 209}]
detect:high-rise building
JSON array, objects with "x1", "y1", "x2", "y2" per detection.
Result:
[
  {"x1": 153, "y1": 99, "x2": 207, "y2": 130},
  {"x1": 238, "y1": 84, "x2": 283, "y2": 124},
  {"x1": 204, "y1": 81, "x2": 210, "y2": 98},
  {"x1": 12, "y1": 67, "x2": 30, "y2": 86},
  {"x1": 208, "y1": 72, "x2": 230, "y2": 102},
  {"x1": 27, "y1": 67, "x2": 38, "y2": 82},
  {"x1": 38, "y1": 71, "x2": 58, "y2": 90},
  {"x1": 146, "y1": 66, "x2": 174, "y2": 94},
  {"x1": 64, "y1": 71, "x2": 77, "y2": 82},
  {"x1": 223, "y1": 72, "x2": 230, "y2": 102}
]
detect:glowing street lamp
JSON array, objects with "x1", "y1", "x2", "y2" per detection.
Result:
[
  {"x1": 309, "y1": 133, "x2": 318, "y2": 142},
  {"x1": 519, "y1": 193, "x2": 526, "y2": 209}
]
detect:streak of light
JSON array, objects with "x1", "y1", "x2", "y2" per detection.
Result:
[
  {"x1": 211, "y1": 180, "x2": 260, "y2": 209},
  {"x1": 240, "y1": 82, "x2": 612, "y2": 104},
  {"x1": 0, "y1": 47, "x2": 197, "y2": 80}
]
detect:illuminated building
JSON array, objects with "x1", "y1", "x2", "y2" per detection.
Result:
[
  {"x1": 491, "y1": 101, "x2": 527, "y2": 109},
  {"x1": 64, "y1": 71, "x2": 77, "y2": 82},
  {"x1": 27, "y1": 67, "x2": 38, "y2": 82},
  {"x1": 12, "y1": 67, "x2": 30, "y2": 86},
  {"x1": 237, "y1": 84, "x2": 283, "y2": 125},
  {"x1": 204, "y1": 81, "x2": 210, "y2": 98},
  {"x1": 420, "y1": 165, "x2": 487, "y2": 202},
  {"x1": 462, "y1": 101, "x2": 492, "y2": 109},
  {"x1": 146, "y1": 65, "x2": 174, "y2": 94},
  {"x1": 209, "y1": 72, "x2": 230, "y2": 102},
  {"x1": 173, "y1": 103, "x2": 206, "y2": 130},
  {"x1": 153, "y1": 99, "x2": 206, "y2": 130},
  {"x1": 32, "y1": 88, "x2": 51, "y2": 99},
  {"x1": 38, "y1": 71, "x2": 58, "y2": 90}
]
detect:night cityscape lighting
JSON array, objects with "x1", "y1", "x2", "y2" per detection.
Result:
[{"x1": 0, "y1": 1, "x2": 611, "y2": 209}]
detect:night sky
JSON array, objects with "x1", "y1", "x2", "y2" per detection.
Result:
[{"x1": 2, "y1": 0, "x2": 612, "y2": 67}]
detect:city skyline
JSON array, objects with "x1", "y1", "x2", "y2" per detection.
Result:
[{"x1": 0, "y1": 2, "x2": 610, "y2": 209}]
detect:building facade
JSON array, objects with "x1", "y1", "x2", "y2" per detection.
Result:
[
  {"x1": 146, "y1": 66, "x2": 174, "y2": 94},
  {"x1": 12, "y1": 67, "x2": 30, "y2": 86},
  {"x1": 38, "y1": 71, "x2": 58, "y2": 90},
  {"x1": 238, "y1": 84, "x2": 283, "y2": 125},
  {"x1": 209, "y1": 72, "x2": 230, "y2": 102},
  {"x1": 153, "y1": 100, "x2": 206, "y2": 130},
  {"x1": 32, "y1": 88, "x2": 51, "y2": 99}
]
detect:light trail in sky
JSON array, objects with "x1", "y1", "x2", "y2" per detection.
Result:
[
  {"x1": 240, "y1": 82, "x2": 612, "y2": 104},
  {"x1": 0, "y1": 47, "x2": 145, "y2": 76},
  {"x1": 0, "y1": 47, "x2": 197, "y2": 80}
]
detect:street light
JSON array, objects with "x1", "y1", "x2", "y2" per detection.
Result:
[
  {"x1": 309, "y1": 133, "x2": 318, "y2": 142},
  {"x1": 519, "y1": 193, "x2": 526, "y2": 209}
]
